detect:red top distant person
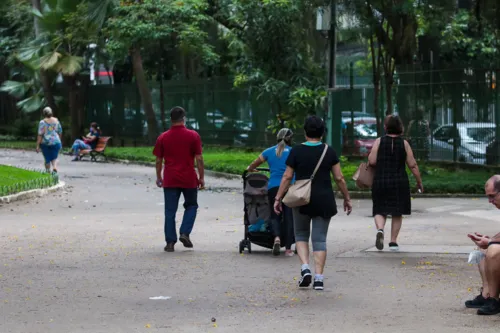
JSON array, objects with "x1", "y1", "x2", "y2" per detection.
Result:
[{"x1": 153, "y1": 106, "x2": 205, "y2": 253}]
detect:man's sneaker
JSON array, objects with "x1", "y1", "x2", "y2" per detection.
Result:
[
  {"x1": 179, "y1": 234, "x2": 193, "y2": 248},
  {"x1": 375, "y1": 230, "x2": 384, "y2": 250},
  {"x1": 465, "y1": 293, "x2": 487, "y2": 308},
  {"x1": 313, "y1": 280, "x2": 324, "y2": 290},
  {"x1": 164, "y1": 243, "x2": 175, "y2": 252},
  {"x1": 298, "y1": 269, "x2": 312, "y2": 288},
  {"x1": 389, "y1": 242, "x2": 399, "y2": 251},
  {"x1": 477, "y1": 298, "x2": 500, "y2": 315}
]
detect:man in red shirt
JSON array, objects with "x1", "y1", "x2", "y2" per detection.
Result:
[{"x1": 153, "y1": 106, "x2": 205, "y2": 252}]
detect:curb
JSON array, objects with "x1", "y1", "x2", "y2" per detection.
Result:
[
  {"x1": 337, "y1": 192, "x2": 481, "y2": 199},
  {"x1": 0, "y1": 181, "x2": 66, "y2": 204}
]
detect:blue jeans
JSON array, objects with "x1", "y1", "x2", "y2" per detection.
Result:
[
  {"x1": 163, "y1": 188, "x2": 198, "y2": 244},
  {"x1": 72, "y1": 139, "x2": 90, "y2": 156}
]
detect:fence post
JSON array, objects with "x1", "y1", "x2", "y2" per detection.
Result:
[
  {"x1": 349, "y1": 62, "x2": 355, "y2": 153},
  {"x1": 453, "y1": 82, "x2": 459, "y2": 163},
  {"x1": 495, "y1": 70, "x2": 500, "y2": 164}
]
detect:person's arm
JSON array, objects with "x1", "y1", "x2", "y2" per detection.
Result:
[
  {"x1": 332, "y1": 163, "x2": 352, "y2": 212},
  {"x1": 274, "y1": 166, "x2": 294, "y2": 212},
  {"x1": 56, "y1": 120, "x2": 62, "y2": 140},
  {"x1": 155, "y1": 157, "x2": 163, "y2": 187},
  {"x1": 195, "y1": 154, "x2": 205, "y2": 189},
  {"x1": 368, "y1": 138, "x2": 380, "y2": 166},
  {"x1": 193, "y1": 133, "x2": 204, "y2": 189},
  {"x1": 247, "y1": 154, "x2": 265, "y2": 171},
  {"x1": 152, "y1": 135, "x2": 164, "y2": 187},
  {"x1": 36, "y1": 121, "x2": 44, "y2": 153},
  {"x1": 404, "y1": 140, "x2": 423, "y2": 192}
]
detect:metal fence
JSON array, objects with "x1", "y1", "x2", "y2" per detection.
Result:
[
  {"x1": 82, "y1": 68, "x2": 500, "y2": 165},
  {"x1": 0, "y1": 167, "x2": 59, "y2": 197},
  {"x1": 85, "y1": 78, "x2": 277, "y2": 147},
  {"x1": 332, "y1": 67, "x2": 500, "y2": 165}
]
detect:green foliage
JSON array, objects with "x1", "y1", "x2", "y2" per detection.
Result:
[
  {"x1": 219, "y1": 0, "x2": 326, "y2": 129},
  {"x1": 12, "y1": 114, "x2": 38, "y2": 138},
  {"x1": 0, "y1": 60, "x2": 48, "y2": 113},
  {"x1": 441, "y1": 10, "x2": 500, "y2": 67},
  {"x1": 105, "y1": 0, "x2": 218, "y2": 64}
]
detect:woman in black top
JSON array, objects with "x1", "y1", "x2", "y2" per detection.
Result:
[
  {"x1": 274, "y1": 116, "x2": 352, "y2": 291},
  {"x1": 368, "y1": 115, "x2": 423, "y2": 251}
]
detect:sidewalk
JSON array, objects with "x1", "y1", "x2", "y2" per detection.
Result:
[{"x1": 1, "y1": 149, "x2": 499, "y2": 332}]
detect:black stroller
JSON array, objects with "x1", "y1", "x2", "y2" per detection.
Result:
[{"x1": 239, "y1": 168, "x2": 295, "y2": 254}]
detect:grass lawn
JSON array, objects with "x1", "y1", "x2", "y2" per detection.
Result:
[{"x1": 1, "y1": 141, "x2": 493, "y2": 194}]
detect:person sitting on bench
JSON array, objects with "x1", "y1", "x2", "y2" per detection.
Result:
[
  {"x1": 71, "y1": 122, "x2": 101, "y2": 161},
  {"x1": 465, "y1": 175, "x2": 500, "y2": 315}
]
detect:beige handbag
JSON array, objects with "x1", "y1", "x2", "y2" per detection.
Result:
[
  {"x1": 282, "y1": 144, "x2": 328, "y2": 208},
  {"x1": 352, "y1": 162, "x2": 374, "y2": 189}
]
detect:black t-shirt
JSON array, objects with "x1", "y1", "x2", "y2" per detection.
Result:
[{"x1": 286, "y1": 143, "x2": 340, "y2": 218}]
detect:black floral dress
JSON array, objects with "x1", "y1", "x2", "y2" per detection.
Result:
[{"x1": 372, "y1": 136, "x2": 411, "y2": 217}]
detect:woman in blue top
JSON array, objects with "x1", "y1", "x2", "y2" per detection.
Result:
[
  {"x1": 36, "y1": 107, "x2": 62, "y2": 173},
  {"x1": 247, "y1": 128, "x2": 295, "y2": 256}
]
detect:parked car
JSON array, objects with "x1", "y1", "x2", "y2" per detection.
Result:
[
  {"x1": 485, "y1": 131, "x2": 500, "y2": 165},
  {"x1": 430, "y1": 123, "x2": 495, "y2": 164},
  {"x1": 342, "y1": 119, "x2": 378, "y2": 156}
]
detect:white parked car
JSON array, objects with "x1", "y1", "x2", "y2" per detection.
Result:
[{"x1": 430, "y1": 123, "x2": 495, "y2": 164}]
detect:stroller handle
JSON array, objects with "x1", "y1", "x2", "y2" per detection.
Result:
[{"x1": 242, "y1": 168, "x2": 270, "y2": 179}]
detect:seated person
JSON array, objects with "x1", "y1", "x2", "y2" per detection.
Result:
[
  {"x1": 71, "y1": 122, "x2": 101, "y2": 161},
  {"x1": 465, "y1": 175, "x2": 500, "y2": 315}
]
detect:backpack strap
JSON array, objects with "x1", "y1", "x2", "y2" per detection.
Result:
[{"x1": 311, "y1": 144, "x2": 328, "y2": 180}]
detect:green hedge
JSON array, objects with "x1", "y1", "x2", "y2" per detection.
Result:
[
  {"x1": 0, "y1": 165, "x2": 58, "y2": 196},
  {"x1": 1, "y1": 142, "x2": 491, "y2": 194},
  {"x1": 105, "y1": 147, "x2": 490, "y2": 195}
]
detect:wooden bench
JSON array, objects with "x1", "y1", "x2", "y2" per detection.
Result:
[{"x1": 79, "y1": 136, "x2": 112, "y2": 162}]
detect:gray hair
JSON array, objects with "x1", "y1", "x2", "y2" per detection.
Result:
[
  {"x1": 42, "y1": 107, "x2": 53, "y2": 118},
  {"x1": 276, "y1": 128, "x2": 293, "y2": 158},
  {"x1": 486, "y1": 175, "x2": 500, "y2": 192}
]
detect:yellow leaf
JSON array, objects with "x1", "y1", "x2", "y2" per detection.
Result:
[
  {"x1": 213, "y1": 323, "x2": 218, "y2": 328},
  {"x1": 145, "y1": 324, "x2": 151, "y2": 328},
  {"x1": 32, "y1": 225, "x2": 36, "y2": 228},
  {"x1": 401, "y1": 260, "x2": 406, "y2": 265},
  {"x1": 467, "y1": 288, "x2": 472, "y2": 292}
]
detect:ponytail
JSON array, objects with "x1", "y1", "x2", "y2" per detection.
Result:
[
  {"x1": 275, "y1": 128, "x2": 293, "y2": 158},
  {"x1": 276, "y1": 140, "x2": 286, "y2": 158}
]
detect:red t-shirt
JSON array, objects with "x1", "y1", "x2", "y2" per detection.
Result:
[{"x1": 153, "y1": 125, "x2": 202, "y2": 188}]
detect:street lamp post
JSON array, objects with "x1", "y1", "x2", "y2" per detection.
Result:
[{"x1": 326, "y1": 0, "x2": 341, "y2": 154}]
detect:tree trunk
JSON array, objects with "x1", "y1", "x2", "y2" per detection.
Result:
[
  {"x1": 31, "y1": 0, "x2": 58, "y2": 115},
  {"x1": 385, "y1": 77, "x2": 393, "y2": 115},
  {"x1": 131, "y1": 48, "x2": 159, "y2": 144},
  {"x1": 159, "y1": 58, "x2": 166, "y2": 131},
  {"x1": 64, "y1": 75, "x2": 79, "y2": 141}
]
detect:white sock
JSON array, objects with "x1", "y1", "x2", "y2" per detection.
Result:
[
  {"x1": 315, "y1": 274, "x2": 324, "y2": 282},
  {"x1": 301, "y1": 264, "x2": 310, "y2": 271}
]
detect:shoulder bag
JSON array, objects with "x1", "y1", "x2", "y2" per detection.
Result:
[
  {"x1": 282, "y1": 144, "x2": 328, "y2": 208},
  {"x1": 352, "y1": 162, "x2": 375, "y2": 189}
]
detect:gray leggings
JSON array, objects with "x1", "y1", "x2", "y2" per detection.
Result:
[{"x1": 292, "y1": 208, "x2": 331, "y2": 252}]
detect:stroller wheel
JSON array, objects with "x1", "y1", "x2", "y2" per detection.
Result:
[
  {"x1": 247, "y1": 242, "x2": 252, "y2": 254},
  {"x1": 239, "y1": 241, "x2": 244, "y2": 254}
]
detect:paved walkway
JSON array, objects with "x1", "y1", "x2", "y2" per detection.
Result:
[{"x1": 1, "y1": 149, "x2": 500, "y2": 332}]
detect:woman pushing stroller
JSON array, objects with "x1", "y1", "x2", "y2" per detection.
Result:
[{"x1": 247, "y1": 128, "x2": 295, "y2": 256}]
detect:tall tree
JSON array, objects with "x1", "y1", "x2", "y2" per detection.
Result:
[{"x1": 97, "y1": 0, "x2": 216, "y2": 143}]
